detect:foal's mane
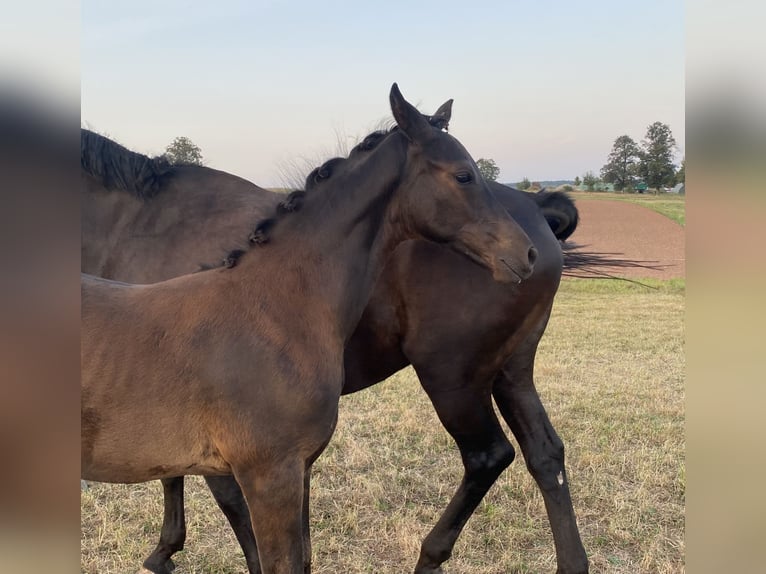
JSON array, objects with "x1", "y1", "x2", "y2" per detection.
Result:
[
  {"x1": 200, "y1": 107, "x2": 452, "y2": 271},
  {"x1": 212, "y1": 125, "x2": 407, "y2": 270},
  {"x1": 81, "y1": 129, "x2": 175, "y2": 199}
]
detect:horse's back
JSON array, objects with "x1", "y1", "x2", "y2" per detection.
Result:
[{"x1": 81, "y1": 165, "x2": 282, "y2": 282}]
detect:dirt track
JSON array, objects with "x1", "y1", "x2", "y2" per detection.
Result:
[{"x1": 564, "y1": 199, "x2": 685, "y2": 280}]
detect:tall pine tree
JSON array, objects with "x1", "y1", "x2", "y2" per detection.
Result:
[
  {"x1": 601, "y1": 135, "x2": 640, "y2": 191},
  {"x1": 638, "y1": 122, "x2": 676, "y2": 190}
]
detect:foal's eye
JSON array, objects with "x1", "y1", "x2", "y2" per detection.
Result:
[{"x1": 454, "y1": 171, "x2": 473, "y2": 184}]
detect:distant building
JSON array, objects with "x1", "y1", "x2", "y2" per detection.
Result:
[{"x1": 670, "y1": 183, "x2": 685, "y2": 194}]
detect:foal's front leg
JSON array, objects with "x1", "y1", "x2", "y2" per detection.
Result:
[
  {"x1": 204, "y1": 472, "x2": 314, "y2": 574},
  {"x1": 302, "y1": 471, "x2": 312, "y2": 574},
  {"x1": 233, "y1": 460, "x2": 307, "y2": 574},
  {"x1": 204, "y1": 475, "x2": 262, "y2": 573},
  {"x1": 143, "y1": 476, "x2": 264, "y2": 574},
  {"x1": 493, "y1": 354, "x2": 589, "y2": 574}
]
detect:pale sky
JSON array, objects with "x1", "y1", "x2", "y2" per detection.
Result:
[{"x1": 81, "y1": 0, "x2": 684, "y2": 187}]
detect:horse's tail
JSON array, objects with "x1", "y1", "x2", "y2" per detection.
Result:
[
  {"x1": 523, "y1": 188, "x2": 664, "y2": 286},
  {"x1": 530, "y1": 188, "x2": 579, "y2": 242}
]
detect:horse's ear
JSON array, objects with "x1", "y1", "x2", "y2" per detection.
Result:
[
  {"x1": 429, "y1": 99, "x2": 453, "y2": 130},
  {"x1": 390, "y1": 83, "x2": 431, "y2": 143}
]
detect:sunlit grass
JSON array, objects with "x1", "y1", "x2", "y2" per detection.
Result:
[{"x1": 559, "y1": 277, "x2": 685, "y2": 295}]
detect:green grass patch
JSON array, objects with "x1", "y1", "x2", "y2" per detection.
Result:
[{"x1": 626, "y1": 199, "x2": 685, "y2": 226}]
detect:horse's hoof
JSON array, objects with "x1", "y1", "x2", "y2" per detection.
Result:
[{"x1": 137, "y1": 560, "x2": 175, "y2": 574}]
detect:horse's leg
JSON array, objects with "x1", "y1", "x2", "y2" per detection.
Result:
[
  {"x1": 493, "y1": 348, "x2": 589, "y2": 574},
  {"x1": 204, "y1": 475, "x2": 262, "y2": 574},
  {"x1": 412, "y1": 378, "x2": 516, "y2": 574},
  {"x1": 233, "y1": 460, "x2": 306, "y2": 574},
  {"x1": 202, "y1": 473, "x2": 311, "y2": 574},
  {"x1": 141, "y1": 478, "x2": 186, "y2": 574}
]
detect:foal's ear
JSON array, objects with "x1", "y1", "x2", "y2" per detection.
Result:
[
  {"x1": 389, "y1": 83, "x2": 431, "y2": 143},
  {"x1": 429, "y1": 99, "x2": 453, "y2": 131}
]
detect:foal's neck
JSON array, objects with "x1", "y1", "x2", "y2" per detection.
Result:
[{"x1": 245, "y1": 138, "x2": 409, "y2": 339}]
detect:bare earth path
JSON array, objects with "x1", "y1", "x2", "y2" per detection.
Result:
[{"x1": 566, "y1": 199, "x2": 685, "y2": 280}]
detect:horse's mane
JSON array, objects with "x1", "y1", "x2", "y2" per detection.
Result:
[{"x1": 81, "y1": 129, "x2": 175, "y2": 199}]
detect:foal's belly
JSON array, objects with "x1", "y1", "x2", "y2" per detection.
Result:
[
  {"x1": 81, "y1": 394, "x2": 233, "y2": 484},
  {"x1": 81, "y1": 423, "x2": 232, "y2": 484},
  {"x1": 82, "y1": 459, "x2": 232, "y2": 484}
]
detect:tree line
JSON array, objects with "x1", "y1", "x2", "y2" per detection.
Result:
[
  {"x1": 596, "y1": 121, "x2": 683, "y2": 192},
  {"x1": 166, "y1": 125, "x2": 684, "y2": 195},
  {"x1": 475, "y1": 121, "x2": 683, "y2": 194}
]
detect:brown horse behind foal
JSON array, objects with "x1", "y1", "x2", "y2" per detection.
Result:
[
  {"x1": 81, "y1": 128, "x2": 284, "y2": 284},
  {"x1": 81, "y1": 84, "x2": 537, "y2": 574}
]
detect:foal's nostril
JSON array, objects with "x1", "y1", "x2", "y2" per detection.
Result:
[{"x1": 527, "y1": 246, "x2": 539, "y2": 267}]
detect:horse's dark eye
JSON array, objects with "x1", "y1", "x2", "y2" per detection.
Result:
[{"x1": 455, "y1": 171, "x2": 473, "y2": 184}]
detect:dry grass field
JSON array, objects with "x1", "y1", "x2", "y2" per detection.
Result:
[{"x1": 81, "y1": 277, "x2": 684, "y2": 573}]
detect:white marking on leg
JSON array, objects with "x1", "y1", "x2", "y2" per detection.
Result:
[{"x1": 557, "y1": 471, "x2": 564, "y2": 485}]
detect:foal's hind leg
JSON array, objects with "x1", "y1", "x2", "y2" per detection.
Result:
[
  {"x1": 493, "y1": 350, "x2": 589, "y2": 574},
  {"x1": 204, "y1": 475, "x2": 262, "y2": 573},
  {"x1": 142, "y1": 477, "x2": 186, "y2": 574},
  {"x1": 412, "y1": 373, "x2": 516, "y2": 574}
]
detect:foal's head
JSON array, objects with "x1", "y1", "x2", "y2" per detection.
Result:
[{"x1": 310, "y1": 84, "x2": 538, "y2": 284}]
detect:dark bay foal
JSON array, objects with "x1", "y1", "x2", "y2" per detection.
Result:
[{"x1": 81, "y1": 84, "x2": 538, "y2": 574}]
